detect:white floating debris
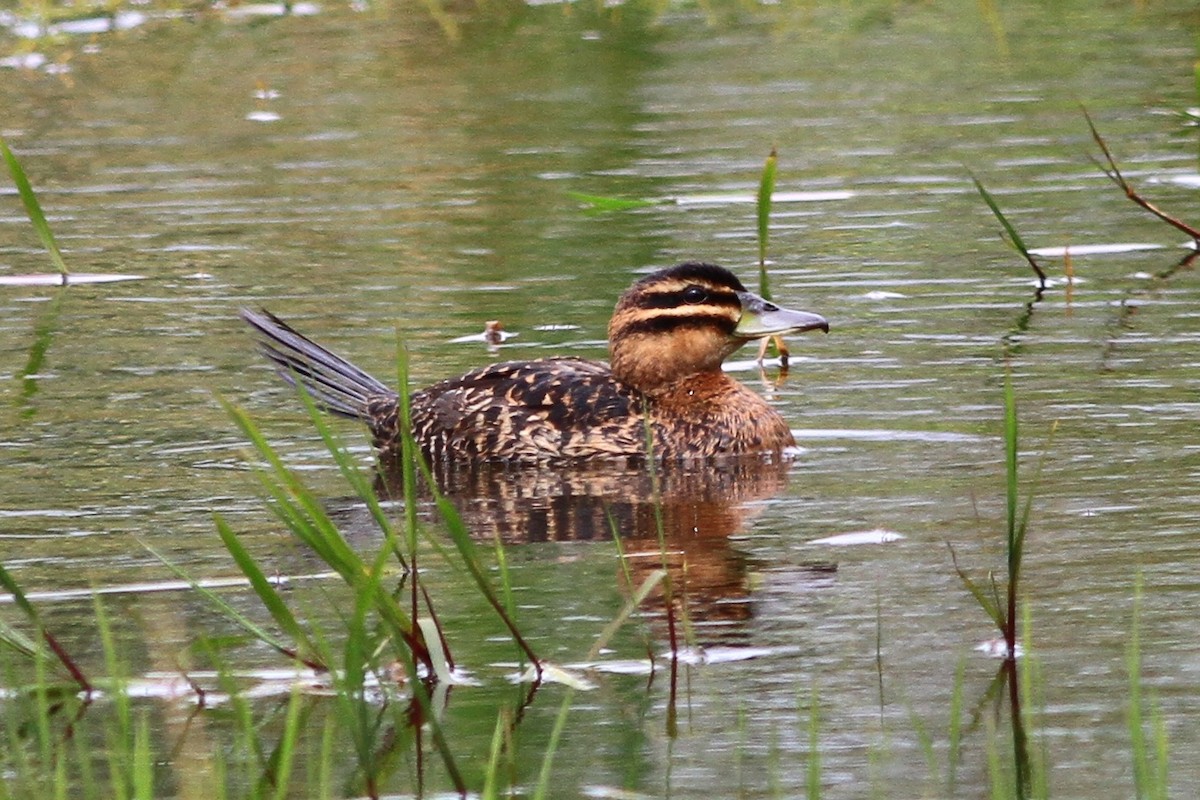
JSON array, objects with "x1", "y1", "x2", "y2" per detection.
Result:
[
  {"x1": 0, "y1": 273, "x2": 145, "y2": 286},
  {"x1": 863, "y1": 290, "x2": 907, "y2": 300},
  {"x1": 791, "y1": 428, "x2": 982, "y2": 443},
  {"x1": 449, "y1": 320, "x2": 516, "y2": 344},
  {"x1": 568, "y1": 659, "x2": 654, "y2": 676},
  {"x1": 976, "y1": 638, "x2": 1024, "y2": 659},
  {"x1": 224, "y1": 2, "x2": 320, "y2": 17},
  {"x1": 514, "y1": 662, "x2": 597, "y2": 690},
  {"x1": 532, "y1": 323, "x2": 581, "y2": 332},
  {"x1": 810, "y1": 529, "x2": 905, "y2": 546},
  {"x1": 1027, "y1": 243, "x2": 1163, "y2": 257},
  {"x1": 1155, "y1": 174, "x2": 1200, "y2": 188},
  {"x1": 54, "y1": 10, "x2": 146, "y2": 35},
  {"x1": 0, "y1": 52, "x2": 47, "y2": 69},
  {"x1": 2, "y1": 10, "x2": 146, "y2": 38},
  {"x1": 676, "y1": 190, "x2": 854, "y2": 205},
  {"x1": 581, "y1": 786, "x2": 657, "y2": 799},
  {"x1": 245, "y1": 110, "x2": 282, "y2": 123},
  {"x1": 669, "y1": 646, "x2": 778, "y2": 665}
]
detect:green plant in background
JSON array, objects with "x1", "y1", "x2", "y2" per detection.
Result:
[
  {"x1": 757, "y1": 146, "x2": 778, "y2": 300},
  {"x1": 2, "y1": 138, "x2": 70, "y2": 418},
  {"x1": 0, "y1": 136, "x2": 70, "y2": 284},
  {"x1": 970, "y1": 172, "x2": 1048, "y2": 291},
  {"x1": 1127, "y1": 575, "x2": 1170, "y2": 800},
  {"x1": 947, "y1": 375, "x2": 1053, "y2": 799},
  {"x1": 754, "y1": 146, "x2": 790, "y2": 365},
  {"x1": 0, "y1": 562, "x2": 92, "y2": 697}
]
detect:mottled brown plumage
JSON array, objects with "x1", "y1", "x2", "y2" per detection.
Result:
[{"x1": 242, "y1": 262, "x2": 828, "y2": 464}]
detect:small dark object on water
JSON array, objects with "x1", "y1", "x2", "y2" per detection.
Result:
[
  {"x1": 242, "y1": 262, "x2": 828, "y2": 465},
  {"x1": 483, "y1": 320, "x2": 505, "y2": 345}
]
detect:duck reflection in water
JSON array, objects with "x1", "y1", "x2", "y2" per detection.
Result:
[{"x1": 373, "y1": 457, "x2": 838, "y2": 641}]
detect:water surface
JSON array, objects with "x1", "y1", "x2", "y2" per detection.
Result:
[{"x1": 2, "y1": 2, "x2": 1199, "y2": 796}]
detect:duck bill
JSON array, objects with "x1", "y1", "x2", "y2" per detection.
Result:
[{"x1": 734, "y1": 291, "x2": 829, "y2": 339}]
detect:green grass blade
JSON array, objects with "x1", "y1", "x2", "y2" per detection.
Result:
[
  {"x1": 331, "y1": 591, "x2": 373, "y2": 779},
  {"x1": 531, "y1": 685, "x2": 576, "y2": 800},
  {"x1": 270, "y1": 689, "x2": 306, "y2": 800},
  {"x1": 290, "y1": 376, "x2": 408, "y2": 570},
  {"x1": 1012, "y1": 419, "x2": 1057, "y2": 585},
  {"x1": 757, "y1": 147, "x2": 778, "y2": 299},
  {"x1": 608, "y1": 512, "x2": 659, "y2": 664},
  {"x1": 1128, "y1": 572, "x2": 1149, "y2": 800},
  {"x1": 482, "y1": 708, "x2": 510, "y2": 800},
  {"x1": 141, "y1": 539, "x2": 323, "y2": 669},
  {"x1": 807, "y1": 682, "x2": 822, "y2": 799},
  {"x1": 0, "y1": 137, "x2": 69, "y2": 279},
  {"x1": 946, "y1": 543, "x2": 1005, "y2": 630},
  {"x1": 906, "y1": 702, "x2": 939, "y2": 787},
  {"x1": 972, "y1": 172, "x2": 1032, "y2": 262},
  {"x1": 0, "y1": 615, "x2": 39, "y2": 660},
  {"x1": 1152, "y1": 700, "x2": 1169, "y2": 800},
  {"x1": 391, "y1": 337, "x2": 540, "y2": 672},
  {"x1": 417, "y1": 459, "x2": 541, "y2": 669},
  {"x1": 222, "y1": 397, "x2": 427, "y2": 661},
  {"x1": 0, "y1": 561, "x2": 90, "y2": 692},
  {"x1": 220, "y1": 397, "x2": 368, "y2": 578},
  {"x1": 985, "y1": 712, "x2": 1009, "y2": 800},
  {"x1": 1004, "y1": 373, "x2": 1019, "y2": 565},
  {"x1": 0, "y1": 561, "x2": 43, "y2": 628},
  {"x1": 970, "y1": 172, "x2": 1048, "y2": 288},
  {"x1": 212, "y1": 516, "x2": 326, "y2": 668},
  {"x1": 94, "y1": 595, "x2": 132, "y2": 755},
  {"x1": 493, "y1": 531, "x2": 517, "y2": 634},
  {"x1": 316, "y1": 715, "x2": 336, "y2": 800},
  {"x1": 585, "y1": 568, "x2": 665, "y2": 662},
  {"x1": 229, "y1": 381, "x2": 464, "y2": 790},
  {"x1": 947, "y1": 656, "x2": 966, "y2": 793},
  {"x1": 132, "y1": 715, "x2": 153, "y2": 800}
]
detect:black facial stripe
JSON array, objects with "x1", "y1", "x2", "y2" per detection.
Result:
[
  {"x1": 634, "y1": 288, "x2": 740, "y2": 310},
  {"x1": 620, "y1": 314, "x2": 738, "y2": 337}
]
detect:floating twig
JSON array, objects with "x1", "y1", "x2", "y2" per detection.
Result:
[{"x1": 1083, "y1": 107, "x2": 1200, "y2": 244}]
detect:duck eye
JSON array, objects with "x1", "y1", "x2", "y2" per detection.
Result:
[{"x1": 681, "y1": 286, "x2": 708, "y2": 304}]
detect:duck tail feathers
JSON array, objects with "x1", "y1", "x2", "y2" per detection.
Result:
[{"x1": 240, "y1": 308, "x2": 395, "y2": 422}]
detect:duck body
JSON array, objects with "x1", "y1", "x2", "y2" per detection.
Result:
[
  {"x1": 243, "y1": 262, "x2": 828, "y2": 465},
  {"x1": 376, "y1": 357, "x2": 797, "y2": 463}
]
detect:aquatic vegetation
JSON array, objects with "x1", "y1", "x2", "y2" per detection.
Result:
[
  {"x1": 1084, "y1": 108, "x2": 1200, "y2": 247},
  {"x1": 970, "y1": 172, "x2": 1049, "y2": 291},
  {"x1": 0, "y1": 136, "x2": 68, "y2": 283}
]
